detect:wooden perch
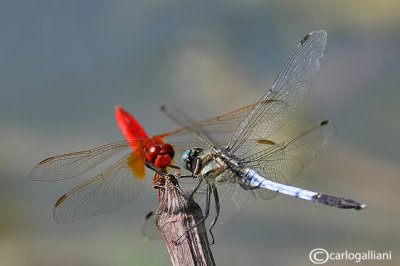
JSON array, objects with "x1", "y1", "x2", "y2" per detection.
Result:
[{"x1": 145, "y1": 162, "x2": 215, "y2": 266}]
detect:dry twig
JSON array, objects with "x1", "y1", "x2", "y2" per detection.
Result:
[{"x1": 146, "y1": 162, "x2": 215, "y2": 266}]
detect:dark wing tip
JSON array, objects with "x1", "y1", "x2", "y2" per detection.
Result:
[
  {"x1": 300, "y1": 32, "x2": 312, "y2": 44},
  {"x1": 145, "y1": 211, "x2": 154, "y2": 220},
  {"x1": 320, "y1": 120, "x2": 330, "y2": 126},
  {"x1": 300, "y1": 30, "x2": 327, "y2": 45}
]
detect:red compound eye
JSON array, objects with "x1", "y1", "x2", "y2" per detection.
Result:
[
  {"x1": 146, "y1": 145, "x2": 161, "y2": 164},
  {"x1": 145, "y1": 144, "x2": 175, "y2": 169},
  {"x1": 146, "y1": 143, "x2": 175, "y2": 168},
  {"x1": 160, "y1": 144, "x2": 174, "y2": 158}
]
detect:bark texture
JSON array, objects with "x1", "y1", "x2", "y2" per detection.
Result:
[{"x1": 155, "y1": 175, "x2": 215, "y2": 266}]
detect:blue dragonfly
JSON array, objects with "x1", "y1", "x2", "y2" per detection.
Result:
[{"x1": 161, "y1": 30, "x2": 366, "y2": 236}]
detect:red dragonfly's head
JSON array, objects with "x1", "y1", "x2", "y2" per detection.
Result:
[
  {"x1": 115, "y1": 105, "x2": 175, "y2": 169},
  {"x1": 145, "y1": 143, "x2": 175, "y2": 169}
]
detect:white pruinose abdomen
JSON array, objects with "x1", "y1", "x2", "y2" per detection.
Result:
[{"x1": 244, "y1": 168, "x2": 317, "y2": 201}]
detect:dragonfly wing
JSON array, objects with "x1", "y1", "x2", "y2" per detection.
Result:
[
  {"x1": 228, "y1": 30, "x2": 327, "y2": 155},
  {"x1": 161, "y1": 105, "x2": 218, "y2": 148},
  {"x1": 30, "y1": 141, "x2": 132, "y2": 181},
  {"x1": 30, "y1": 138, "x2": 223, "y2": 182},
  {"x1": 161, "y1": 102, "x2": 260, "y2": 139},
  {"x1": 242, "y1": 120, "x2": 332, "y2": 200},
  {"x1": 53, "y1": 153, "x2": 145, "y2": 223},
  {"x1": 141, "y1": 210, "x2": 161, "y2": 240},
  {"x1": 139, "y1": 175, "x2": 256, "y2": 237},
  {"x1": 193, "y1": 178, "x2": 256, "y2": 228}
]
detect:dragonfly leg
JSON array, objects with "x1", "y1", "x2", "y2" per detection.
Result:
[
  {"x1": 178, "y1": 174, "x2": 196, "y2": 179},
  {"x1": 186, "y1": 178, "x2": 203, "y2": 199},
  {"x1": 164, "y1": 174, "x2": 185, "y2": 196},
  {"x1": 185, "y1": 156, "x2": 205, "y2": 199},
  {"x1": 193, "y1": 156, "x2": 203, "y2": 176},
  {"x1": 168, "y1": 164, "x2": 182, "y2": 176},
  {"x1": 153, "y1": 172, "x2": 163, "y2": 184},
  {"x1": 152, "y1": 173, "x2": 163, "y2": 204},
  {"x1": 208, "y1": 185, "x2": 220, "y2": 245},
  {"x1": 173, "y1": 183, "x2": 185, "y2": 196},
  {"x1": 175, "y1": 183, "x2": 211, "y2": 244},
  {"x1": 145, "y1": 161, "x2": 167, "y2": 175}
]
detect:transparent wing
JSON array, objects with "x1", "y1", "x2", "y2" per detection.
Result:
[
  {"x1": 31, "y1": 101, "x2": 264, "y2": 181},
  {"x1": 161, "y1": 105, "x2": 219, "y2": 148},
  {"x1": 139, "y1": 177, "x2": 256, "y2": 237},
  {"x1": 30, "y1": 141, "x2": 133, "y2": 181},
  {"x1": 30, "y1": 139, "x2": 222, "y2": 182},
  {"x1": 242, "y1": 120, "x2": 332, "y2": 199},
  {"x1": 228, "y1": 30, "x2": 327, "y2": 156},
  {"x1": 141, "y1": 175, "x2": 257, "y2": 237},
  {"x1": 161, "y1": 102, "x2": 260, "y2": 139},
  {"x1": 192, "y1": 180, "x2": 256, "y2": 228},
  {"x1": 53, "y1": 154, "x2": 145, "y2": 223},
  {"x1": 141, "y1": 210, "x2": 161, "y2": 240}
]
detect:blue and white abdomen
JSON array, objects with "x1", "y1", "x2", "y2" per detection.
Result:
[{"x1": 244, "y1": 168, "x2": 317, "y2": 201}]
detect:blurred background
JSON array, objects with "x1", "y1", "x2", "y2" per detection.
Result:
[{"x1": 1, "y1": 1, "x2": 399, "y2": 265}]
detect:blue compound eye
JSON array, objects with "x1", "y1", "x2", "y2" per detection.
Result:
[
  {"x1": 181, "y1": 150, "x2": 192, "y2": 171},
  {"x1": 181, "y1": 147, "x2": 204, "y2": 172}
]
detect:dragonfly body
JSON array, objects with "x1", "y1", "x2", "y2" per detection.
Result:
[
  {"x1": 183, "y1": 120, "x2": 365, "y2": 218},
  {"x1": 162, "y1": 30, "x2": 366, "y2": 234},
  {"x1": 244, "y1": 168, "x2": 365, "y2": 210},
  {"x1": 31, "y1": 103, "x2": 269, "y2": 223},
  {"x1": 31, "y1": 29, "x2": 365, "y2": 230}
]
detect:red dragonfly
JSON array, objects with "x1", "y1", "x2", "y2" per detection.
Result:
[{"x1": 30, "y1": 104, "x2": 262, "y2": 223}]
